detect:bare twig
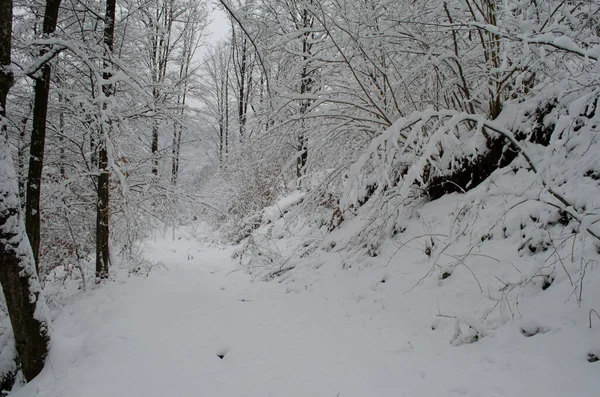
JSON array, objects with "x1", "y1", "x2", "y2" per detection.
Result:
[
  {"x1": 590, "y1": 309, "x2": 600, "y2": 329},
  {"x1": 385, "y1": 233, "x2": 448, "y2": 267},
  {"x1": 445, "y1": 249, "x2": 484, "y2": 293},
  {"x1": 549, "y1": 239, "x2": 573, "y2": 287},
  {"x1": 217, "y1": 0, "x2": 271, "y2": 98}
]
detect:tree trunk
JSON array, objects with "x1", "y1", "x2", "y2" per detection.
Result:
[
  {"x1": 96, "y1": 141, "x2": 110, "y2": 279},
  {"x1": 225, "y1": 67, "x2": 229, "y2": 156},
  {"x1": 296, "y1": 5, "x2": 313, "y2": 181},
  {"x1": 0, "y1": 0, "x2": 50, "y2": 383},
  {"x1": 231, "y1": 26, "x2": 248, "y2": 140},
  {"x1": 151, "y1": 121, "x2": 159, "y2": 175},
  {"x1": 58, "y1": 92, "x2": 65, "y2": 178},
  {"x1": 96, "y1": 0, "x2": 116, "y2": 279},
  {"x1": 238, "y1": 38, "x2": 246, "y2": 139},
  {"x1": 17, "y1": 102, "x2": 31, "y2": 202},
  {"x1": 149, "y1": 0, "x2": 177, "y2": 177},
  {"x1": 218, "y1": 58, "x2": 226, "y2": 163},
  {"x1": 171, "y1": 123, "x2": 180, "y2": 183},
  {"x1": 24, "y1": 0, "x2": 62, "y2": 273}
]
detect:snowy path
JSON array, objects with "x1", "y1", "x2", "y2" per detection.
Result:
[{"x1": 11, "y1": 233, "x2": 599, "y2": 397}]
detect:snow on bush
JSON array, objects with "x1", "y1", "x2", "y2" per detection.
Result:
[{"x1": 233, "y1": 14, "x2": 600, "y2": 345}]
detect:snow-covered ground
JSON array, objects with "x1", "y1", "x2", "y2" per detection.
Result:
[{"x1": 10, "y1": 225, "x2": 599, "y2": 397}]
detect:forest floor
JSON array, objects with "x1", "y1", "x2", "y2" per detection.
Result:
[{"x1": 9, "y1": 225, "x2": 600, "y2": 397}]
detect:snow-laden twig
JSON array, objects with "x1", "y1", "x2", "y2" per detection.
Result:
[{"x1": 346, "y1": 109, "x2": 600, "y2": 243}]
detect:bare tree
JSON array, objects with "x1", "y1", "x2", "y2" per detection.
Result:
[
  {"x1": 0, "y1": 0, "x2": 50, "y2": 384},
  {"x1": 171, "y1": 1, "x2": 207, "y2": 184},
  {"x1": 96, "y1": 0, "x2": 116, "y2": 279},
  {"x1": 24, "y1": 0, "x2": 62, "y2": 273},
  {"x1": 203, "y1": 41, "x2": 232, "y2": 163}
]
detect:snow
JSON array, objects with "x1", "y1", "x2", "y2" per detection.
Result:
[
  {"x1": 6, "y1": 1, "x2": 600, "y2": 395},
  {"x1": 8, "y1": 224, "x2": 599, "y2": 397},
  {"x1": 0, "y1": 134, "x2": 51, "y2": 333},
  {"x1": 262, "y1": 190, "x2": 305, "y2": 223}
]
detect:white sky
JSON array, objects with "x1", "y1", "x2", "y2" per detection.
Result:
[{"x1": 203, "y1": 4, "x2": 230, "y2": 51}]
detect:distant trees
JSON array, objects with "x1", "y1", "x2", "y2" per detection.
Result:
[
  {"x1": 203, "y1": 41, "x2": 232, "y2": 162},
  {"x1": 342, "y1": 0, "x2": 600, "y2": 203},
  {"x1": 95, "y1": 0, "x2": 115, "y2": 280},
  {"x1": 197, "y1": 0, "x2": 600, "y2": 244},
  {"x1": 1, "y1": 0, "x2": 209, "y2": 282},
  {"x1": 24, "y1": 0, "x2": 61, "y2": 273},
  {"x1": 1, "y1": 0, "x2": 208, "y2": 388}
]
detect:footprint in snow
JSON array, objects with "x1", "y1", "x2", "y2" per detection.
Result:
[
  {"x1": 216, "y1": 347, "x2": 229, "y2": 360},
  {"x1": 519, "y1": 320, "x2": 549, "y2": 337}
]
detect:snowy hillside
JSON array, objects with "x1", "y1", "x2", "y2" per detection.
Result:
[{"x1": 229, "y1": 122, "x2": 600, "y2": 395}]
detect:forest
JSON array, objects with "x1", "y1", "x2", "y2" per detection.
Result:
[{"x1": 0, "y1": 0, "x2": 599, "y2": 396}]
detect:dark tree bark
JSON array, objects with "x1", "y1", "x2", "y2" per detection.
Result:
[
  {"x1": 58, "y1": 92, "x2": 65, "y2": 178},
  {"x1": 296, "y1": 4, "x2": 313, "y2": 180},
  {"x1": 426, "y1": 137, "x2": 519, "y2": 200},
  {"x1": 151, "y1": 121, "x2": 159, "y2": 175},
  {"x1": 231, "y1": 27, "x2": 251, "y2": 140},
  {"x1": 225, "y1": 65, "x2": 229, "y2": 155},
  {"x1": 172, "y1": 23, "x2": 196, "y2": 184},
  {"x1": 0, "y1": 0, "x2": 50, "y2": 384},
  {"x1": 171, "y1": 122, "x2": 181, "y2": 183},
  {"x1": 24, "y1": 0, "x2": 62, "y2": 273},
  {"x1": 425, "y1": 100, "x2": 557, "y2": 201},
  {"x1": 236, "y1": 36, "x2": 247, "y2": 139},
  {"x1": 17, "y1": 102, "x2": 31, "y2": 201},
  {"x1": 148, "y1": 1, "x2": 175, "y2": 176},
  {"x1": 96, "y1": 0, "x2": 116, "y2": 279}
]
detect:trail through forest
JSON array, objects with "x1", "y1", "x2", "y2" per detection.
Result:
[{"x1": 9, "y1": 228, "x2": 598, "y2": 397}]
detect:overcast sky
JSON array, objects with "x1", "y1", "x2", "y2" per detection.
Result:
[{"x1": 204, "y1": 4, "x2": 230, "y2": 51}]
